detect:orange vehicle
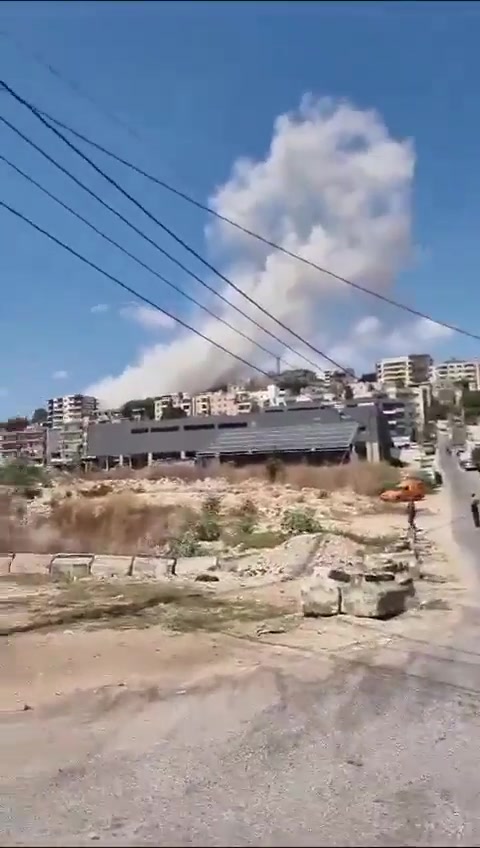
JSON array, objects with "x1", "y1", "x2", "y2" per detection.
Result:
[{"x1": 380, "y1": 477, "x2": 426, "y2": 503}]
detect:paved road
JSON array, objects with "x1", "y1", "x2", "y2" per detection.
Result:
[{"x1": 3, "y1": 455, "x2": 480, "y2": 847}]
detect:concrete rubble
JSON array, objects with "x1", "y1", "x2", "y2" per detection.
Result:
[{"x1": 301, "y1": 538, "x2": 421, "y2": 620}]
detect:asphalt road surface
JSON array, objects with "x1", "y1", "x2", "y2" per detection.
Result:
[{"x1": 2, "y1": 451, "x2": 480, "y2": 847}]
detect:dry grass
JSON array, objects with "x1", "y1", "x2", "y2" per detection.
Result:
[
  {"x1": 0, "y1": 578, "x2": 293, "y2": 636},
  {"x1": 0, "y1": 491, "x2": 196, "y2": 555},
  {"x1": 0, "y1": 460, "x2": 401, "y2": 555},
  {"x1": 76, "y1": 460, "x2": 400, "y2": 496}
]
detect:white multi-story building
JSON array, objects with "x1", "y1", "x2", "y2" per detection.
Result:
[
  {"x1": 376, "y1": 354, "x2": 433, "y2": 387},
  {"x1": 383, "y1": 383, "x2": 432, "y2": 432},
  {"x1": 191, "y1": 388, "x2": 253, "y2": 417},
  {"x1": 154, "y1": 393, "x2": 193, "y2": 420},
  {"x1": 47, "y1": 394, "x2": 98, "y2": 429},
  {"x1": 433, "y1": 359, "x2": 480, "y2": 390}
]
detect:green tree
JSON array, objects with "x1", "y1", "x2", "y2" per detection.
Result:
[
  {"x1": 161, "y1": 402, "x2": 187, "y2": 420},
  {"x1": 32, "y1": 407, "x2": 48, "y2": 424},
  {"x1": 121, "y1": 398, "x2": 155, "y2": 420}
]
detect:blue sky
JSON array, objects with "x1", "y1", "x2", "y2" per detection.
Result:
[{"x1": 1, "y1": 0, "x2": 480, "y2": 416}]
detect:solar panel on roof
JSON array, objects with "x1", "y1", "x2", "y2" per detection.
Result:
[{"x1": 198, "y1": 421, "x2": 358, "y2": 456}]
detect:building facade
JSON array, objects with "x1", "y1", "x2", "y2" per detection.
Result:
[
  {"x1": 191, "y1": 388, "x2": 253, "y2": 417},
  {"x1": 433, "y1": 359, "x2": 480, "y2": 390},
  {"x1": 154, "y1": 393, "x2": 193, "y2": 420},
  {"x1": 0, "y1": 425, "x2": 45, "y2": 464},
  {"x1": 376, "y1": 355, "x2": 433, "y2": 387},
  {"x1": 47, "y1": 394, "x2": 98, "y2": 428},
  {"x1": 87, "y1": 401, "x2": 391, "y2": 468}
]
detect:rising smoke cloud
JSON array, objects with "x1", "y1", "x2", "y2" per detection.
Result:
[{"x1": 86, "y1": 96, "x2": 416, "y2": 406}]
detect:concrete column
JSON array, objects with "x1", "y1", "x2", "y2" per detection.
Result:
[
  {"x1": 147, "y1": 452, "x2": 153, "y2": 466},
  {"x1": 180, "y1": 450, "x2": 186, "y2": 460},
  {"x1": 118, "y1": 455, "x2": 124, "y2": 467},
  {"x1": 366, "y1": 441, "x2": 380, "y2": 462}
]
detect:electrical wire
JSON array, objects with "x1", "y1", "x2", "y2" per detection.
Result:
[
  {"x1": 0, "y1": 28, "x2": 141, "y2": 140},
  {"x1": 0, "y1": 151, "x2": 306, "y2": 372},
  {"x1": 0, "y1": 79, "x2": 359, "y2": 369},
  {"x1": 27, "y1": 102, "x2": 480, "y2": 345},
  {"x1": 0, "y1": 108, "x2": 330, "y2": 377},
  {"x1": 0, "y1": 198, "x2": 278, "y2": 381}
]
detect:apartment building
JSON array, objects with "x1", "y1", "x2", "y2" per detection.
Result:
[
  {"x1": 0, "y1": 424, "x2": 45, "y2": 464},
  {"x1": 250, "y1": 383, "x2": 288, "y2": 409},
  {"x1": 47, "y1": 394, "x2": 98, "y2": 428},
  {"x1": 383, "y1": 383, "x2": 432, "y2": 432},
  {"x1": 191, "y1": 389, "x2": 252, "y2": 417},
  {"x1": 376, "y1": 354, "x2": 433, "y2": 387},
  {"x1": 433, "y1": 359, "x2": 480, "y2": 390},
  {"x1": 46, "y1": 419, "x2": 88, "y2": 466},
  {"x1": 154, "y1": 393, "x2": 192, "y2": 420}
]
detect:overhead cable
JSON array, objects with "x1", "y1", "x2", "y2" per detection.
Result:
[
  {"x1": 0, "y1": 151, "x2": 305, "y2": 372},
  {"x1": 0, "y1": 105, "x2": 325, "y2": 375},
  {"x1": 29, "y1": 102, "x2": 480, "y2": 344},
  {"x1": 0, "y1": 199, "x2": 279, "y2": 381},
  {"x1": 0, "y1": 79, "x2": 354, "y2": 366}
]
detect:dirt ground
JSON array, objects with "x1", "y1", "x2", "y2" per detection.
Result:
[{"x1": 0, "y1": 487, "x2": 466, "y2": 715}]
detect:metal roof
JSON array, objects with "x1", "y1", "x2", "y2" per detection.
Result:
[{"x1": 198, "y1": 420, "x2": 359, "y2": 457}]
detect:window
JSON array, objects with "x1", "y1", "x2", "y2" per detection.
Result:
[
  {"x1": 131, "y1": 427, "x2": 148, "y2": 434},
  {"x1": 150, "y1": 426, "x2": 179, "y2": 433},
  {"x1": 184, "y1": 423, "x2": 215, "y2": 431},
  {"x1": 218, "y1": 421, "x2": 248, "y2": 429}
]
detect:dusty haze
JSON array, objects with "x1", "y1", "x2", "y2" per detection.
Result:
[{"x1": 87, "y1": 96, "x2": 422, "y2": 407}]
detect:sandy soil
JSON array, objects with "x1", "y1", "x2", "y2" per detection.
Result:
[{"x1": 0, "y1": 490, "x2": 467, "y2": 715}]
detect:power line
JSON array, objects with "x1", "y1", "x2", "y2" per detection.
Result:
[
  {"x1": 0, "y1": 198, "x2": 277, "y2": 382},
  {"x1": 0, "y1": 79, "x2": 356, "y2": 368},
  {"x1": 0, "y1": 151, "x2": 304, "y2": 372},
  {"x1": 0, "y1": 109, "x2": 327, "y2": 377},
  {"x1": 30, "y1": 101, "x2": 480, "y2": 346},
  {"x1": 0, "y1": 29, "x2": 141, "y2": 140}
]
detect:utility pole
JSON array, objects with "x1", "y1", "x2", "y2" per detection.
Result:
[{"x1": 275, "y1": 356, "x2": 281, "y2": 376}]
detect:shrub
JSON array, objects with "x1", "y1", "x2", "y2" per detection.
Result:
[
  {"x1": 202, "y1": 494, "x2": 222, "y2": 516},
  {"x1": 195, "y1": 514, "x2": 221, "y2": 541},
  {"x1": 265, "y1": 456, "x2": 284, "y2": 483},
  {"x1": 235, "y1": 498, "x2": 258, "y2": 534},
  {"x1": 169, "y1": 529, "x2": 201, "y2": 557},
  {"x1": 281, "y1": 507, "x2": 322, "y2": 535},
  {"x1": 0, "y1": 460, "x2": 47, "y2": 488},
  {"x1": 194, "y1": 495, "x2": 222, "y2": 541}
]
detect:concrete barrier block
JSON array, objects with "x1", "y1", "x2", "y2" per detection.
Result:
[
  {"x1": 132, "y1": 556, "x2": 175, "y2": 579},
  {"x1": 51, "y1": 554, "x2": 94, "y2": 579},
  {"x1": 175, "y1": 555, "x2": 218, "y2": 576},
  {"x1": 91, "y1": 555, "x2": 133, "y2": 578},
  {"x1": 0, "y1": 555, "x2": 13, "y2": 575},
  {"x1": 10, "y1": 553, "x2": 52, "y2": 575}
]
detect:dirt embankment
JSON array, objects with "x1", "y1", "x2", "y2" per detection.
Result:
[{"x1": 0, "y1": 481, "x2": 466, "y2": 714}]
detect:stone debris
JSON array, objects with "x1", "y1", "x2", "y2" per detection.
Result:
[
  {"x1": 340, "y1": 579, "x2": 410, "y2": 619},
  {"x1": 301, "y1": 536, "x2": 420, "y2": 619},
  {"x1": 302, "y1": 569, "x2": 412, "y2": 619},
  {"x1": 194, "y1": 572, "x2": 220, "y2": 582},
  {"x1": 301, "y1": 575, "x2": 341, "y2": 617}
]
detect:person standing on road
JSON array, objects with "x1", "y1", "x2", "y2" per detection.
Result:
[
  {"x1": 407, "y1": 498, "x2": 417, "y2": 531},
  {"x1": 470, "y1": 494, "x2": 480, "y2": 528}
]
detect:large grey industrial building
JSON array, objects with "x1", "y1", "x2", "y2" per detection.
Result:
[{"x1": 87, "y1": 401, "x2": 392, "y2": 468}]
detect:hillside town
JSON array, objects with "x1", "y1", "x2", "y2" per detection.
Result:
[{"x1": 1, "y1": 353, "x2": 479, "y2": 471}]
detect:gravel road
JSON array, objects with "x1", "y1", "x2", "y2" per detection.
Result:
[{"x1": 2, "y1": 449, "x2": 480, "y2": 847}]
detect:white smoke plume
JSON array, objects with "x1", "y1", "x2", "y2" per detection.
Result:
[{"x1": 86, "y1": 96, "x2": 415, "y2": 406}]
